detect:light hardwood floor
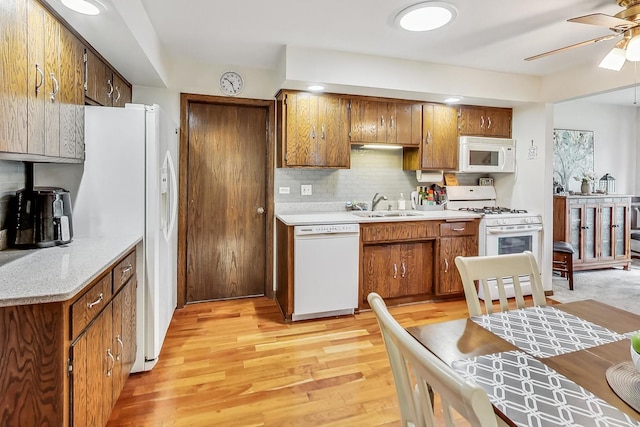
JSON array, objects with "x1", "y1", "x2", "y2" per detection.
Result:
[{"x1": 107, "y1": 296, "x2": 474, "y2": 426}]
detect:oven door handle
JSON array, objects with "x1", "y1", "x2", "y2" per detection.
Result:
[{"x1": 487, "y1": 226, "x2": 543, "y2": 234}]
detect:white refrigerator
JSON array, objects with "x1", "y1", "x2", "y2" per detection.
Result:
[{"x1": 34, "y1": 103, "x2": 179, "y2": 372}]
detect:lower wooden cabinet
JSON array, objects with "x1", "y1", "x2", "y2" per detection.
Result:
[
  {"x1": 436, "y1": 221, "x2": 479, "y2": 296},
  {"x1": 362, "y1": 242, "x2": 433, "y2": 304},
  {"x1": 0, "y1": 247, "x2": 136, "y2": 427}
]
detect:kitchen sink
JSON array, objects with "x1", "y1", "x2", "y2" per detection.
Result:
[{"x1": 351, "y1": 211, "x2": 422, "y2": 218}]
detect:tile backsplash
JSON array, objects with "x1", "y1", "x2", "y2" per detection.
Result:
[
  {"x1": 0, "y1": 161, "x2": 26, "y2": 229},
  {"x1": 275, "y1": 147, "x2": 420, "y2": 209}
]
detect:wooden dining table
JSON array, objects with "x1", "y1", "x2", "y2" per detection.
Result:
[{"x1": 407, "y1": 299, "x2": 640, "y2": 426}]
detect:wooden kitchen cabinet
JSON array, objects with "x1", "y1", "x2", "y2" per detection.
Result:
[
  {"x1": 84, "y1": 49, "x2": 132, "y2": 107},
  {"x1": 458, "y1": 105, "x2": 512, "y2": 138},
  {"x1": 1, "y1": 0, "x2": 85, "y2": 161},
  {"x1": 362, "y1": 242, "x2": 431, "y2": 304},
  {"x1": 437, "y1": 221, "x2": 479, "y2": 296},
  {"x1": 0, "y1": 247, "x2": 136, "y2": 426},
  {"x1": 403, "y1": 103, "x2": 458, "y2": 170},
  {"x1": 553, "y1": 195, "x2": 631, "y2": 271},
  {"x1": 71, "y1": 260, "x2": 137, "y2": 426},
  {"x1": 350, "y1": 99, "x2": 422, "y2": 146},
  {"x1": 276, "y1": 91, "x2": 350, "y2": 168}
]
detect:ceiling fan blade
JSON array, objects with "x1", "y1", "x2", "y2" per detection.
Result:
[
  {"x1": 568, "y1": 13, "x2": 638, "y2": 30},
  {"x1": 524, "y1": 34, "x2": 619, "y2": 61}
]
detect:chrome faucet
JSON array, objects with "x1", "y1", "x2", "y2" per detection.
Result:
[{"x1": 371, "y1": 193, "x2": 388, "y2": 211}]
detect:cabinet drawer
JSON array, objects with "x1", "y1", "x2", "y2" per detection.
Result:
[
  {"x1": 361, "y1": 221, "x2": 440, "y2": 242},
  {"x1": 71, "y1": 273, "x2": 112, "y2": 338},
  {"x1": 113, "y1": 250, "x2": 136, "y2": 294},
  {"x1": 440, "y1": 221, "x2": 478, "y2": 237}
]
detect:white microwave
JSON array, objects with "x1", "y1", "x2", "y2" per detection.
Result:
[{"x1": 459, "y1": 136, "x2": 516, "y2": 173}]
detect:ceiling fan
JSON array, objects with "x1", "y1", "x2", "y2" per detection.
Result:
[{"x1": 525, "y1": 0, "x2": 640, "y2": 71}]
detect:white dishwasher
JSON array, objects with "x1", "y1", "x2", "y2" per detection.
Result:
[{"x1": 293, "y1": 223, "x2": 360, "y2": 321}]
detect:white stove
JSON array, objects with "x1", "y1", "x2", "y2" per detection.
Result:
[{"x1": 447, "y1": 186, "x2": 543, "y2": 300}]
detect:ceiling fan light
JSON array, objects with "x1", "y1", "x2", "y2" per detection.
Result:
[
  {"x1": 626, "y1": 35, "x2": 640, "y2": 61},
  {"x1": 395, "y1": 2, "x2": 457, "y2": 32},
  {"x1": 599, "y1": 47, "x2": 627, "y2": 71}
]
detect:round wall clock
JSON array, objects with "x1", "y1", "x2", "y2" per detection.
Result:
[{"x1": 219, "y1": 71, "x2": 244, "y2": 96}]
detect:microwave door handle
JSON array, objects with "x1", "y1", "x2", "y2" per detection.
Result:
[{"x1": 499, "y1": 146, "x2": 506, "y2": 171}]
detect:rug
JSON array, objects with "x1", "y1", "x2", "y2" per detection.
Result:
[{"x1": 550, "y1": 258, "x2": 640, "y2": 315}]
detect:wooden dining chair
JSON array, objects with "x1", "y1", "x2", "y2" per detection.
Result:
[
  {"x1": 454, "y1": 251, "x2": 546, "y2": 317},
  {"x1": 368, "y1": 292, "x2": 500, "y2": 427}
]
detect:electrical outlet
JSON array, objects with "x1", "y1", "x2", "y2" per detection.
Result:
[
  {"x1": 0, "y1": 229, "x2": 7, "y2": 250},
  {"x1": 301, "y1": 185, "x2": 313, "y2": 196},
  {"x1": 279, "y1": 186, "x2": 290, "y2": 194}
]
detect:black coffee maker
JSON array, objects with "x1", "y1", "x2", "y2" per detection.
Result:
[{"x1": 8, "y1": 187, "x2": 74, "y2": 248}]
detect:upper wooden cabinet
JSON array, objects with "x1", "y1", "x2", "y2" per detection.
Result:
[
  {"x1": 403, "y1": 103, "x2": 458, "y2": 171},
  {"x1": 350, "y1": 100, "x2": 421, "y2": 145},
  {"x1": 85, "y1": 50, "x2": 132, "y2": 108},
  {"x1": 276, "y1": 91, "x2": 350, "y2": 168},
  {"x1": 458, "y1": 105, "x2": 512, "y2": 138},
  {"x1": 0, "y1": 0, "x2": 116, "y2": 162}
]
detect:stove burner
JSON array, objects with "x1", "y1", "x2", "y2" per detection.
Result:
[{"x1": 458, "y1": 206, "x2": 528, "y2": 214}]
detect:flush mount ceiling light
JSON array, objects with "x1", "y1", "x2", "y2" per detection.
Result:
[
  {"x1": 444, "y1": 96, "x2": 463, "y2": 103},
  {"x1": 395, "y1": 2, "x2": 457, "y2": 32},
  {"x1": 307, "y1": 84, "x2": 325, "y2": 91},
  {"x1": 61, "y1": 0, "x2": 103, "y2": 15}
]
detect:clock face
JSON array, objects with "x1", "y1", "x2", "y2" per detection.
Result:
[{"x1": 219, "y1": 71, "x2": 244, "y2": 96}]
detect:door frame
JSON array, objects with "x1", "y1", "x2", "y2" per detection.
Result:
[{"x1": 178, "y1": 93, "x2": 275, "y2": 308}]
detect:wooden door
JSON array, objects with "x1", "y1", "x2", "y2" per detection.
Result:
[
  {"x1": 485, "y1": 107, "x2": 512, "y2": 138},
  {"x1": 399, "y1": 242, "x2": 429, "y2": 297},
  {"x1": 350, "y1": 100, "x2": 386, "y2": 143},
  {"x1": 44, "y1": 10, "x2": 60, "y2": 157},
  {"x1": 59, "y1": 25, "x2": 78, "y2": 158},
  {"x1": 283, "y1": 92, "x2": 317, "y2": 166},
  {"x1": 362, "y1": 244, "x2": 397, "y2": 302},
  {"x1": 0, "y1": 0, "x2": 28, "y2": 154},
  {"x1": 27, "y1": 0, "x2": 45, "y2": 155},
  {"x1": 438, "y1": 236, "x2": 473, "y2": 295},
  {"x1": 112, "y1": 73, "x2": 132, "y2": 108},
  {"x1": 186, "y1": 102, "x2": 267, "y2": 302},
  {"x1": 317, "y1": 95, "x2": 350, "y2": 167},
  {"x1": 422, "y1": 104, "x2": 458, "y2": 170},
  {"x1": 395, "y1": 103, "x2": 422, "y2": 146},
  {"x1": 459, "y1": 106, "x2": 485, "y2": 136}
]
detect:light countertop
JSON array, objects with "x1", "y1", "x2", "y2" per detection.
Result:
[
  {"x1": 0, "y1": 235, "x2": 142, "y2": 307},
  {"x1": 276, "y1": 210, "x2": 481, "y2": 226}
]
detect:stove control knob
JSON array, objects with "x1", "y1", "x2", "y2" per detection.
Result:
[
  {"x1": 524, "y1": 217, "x2": 532, "y2": 224},
  {"x1": 498, "y1": 219, "x2": 506, "y2": 225}
]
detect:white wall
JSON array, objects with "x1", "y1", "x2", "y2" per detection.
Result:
[{"x1": 554, "y1": 101, "x2": 637, "y2": 195}]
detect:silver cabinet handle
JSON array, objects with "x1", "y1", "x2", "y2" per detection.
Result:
[
  {"x1": 425, "y1": 130, "x2": 432, "y2": 144},
  {"x1": 401, "y1": 262, "x2": 406, "y2": 278},
  {"x1": 114, "y1": 86, "x2": 121, "y2": 103},
  {"x1": 107, "y1": 79, "x2": 114, "y2": 98},
  {"x1": 115, "y1": 335, "x2": 124, "y2": 361},
  {"x1": 444, "y1": 258, "x2": 449, "y2": 273},
  {"x1": 50, "y1": 73, "x2": 59, "y2": 101},
  {"x1": 321, "y1": 124, "x2": 325, "y2": 139},
  {"x1": 390, "y1": 116, "x2": 394, "y2": 129},
  {"x1": 311, "y1": 125, "x2": 316, "y2": 139},
  {"x1": 257, "y1": 207, "x2": 265, "y2": 214},
  {"x1": 392, "y1": 263, "x2": 397, "y2": 279},
  {"x1": 87, "y1": 292, "x2": 104, "y2": 309},
  {"x1": 480, "y1": 116, "x2": 485, "y2": 129},
  {"x1": 106, "y1": 349, "x2": 115, "y2": 377},
  {"x1": 452, "y1": 227, "x2": 465, "y2": 232},
  {"x1": 35, "y1": 64, "x2": 44, "y2": 94},
  {"x1": 487, "y1": 116, "x2": 492, "y2": 129},
  {"x1": 121, "y1": 264, "x2": 133, "y2": 281},
  {"x1": 380, "y1": 116, "x2": 385, "y2": 127}
]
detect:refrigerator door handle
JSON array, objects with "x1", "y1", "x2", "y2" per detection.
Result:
[{"x1": 162, "y1": 150, "x2": 178, "y2": 242}]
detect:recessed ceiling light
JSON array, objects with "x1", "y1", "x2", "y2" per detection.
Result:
[
  {"x1": 61, "y1": 0, "x2": 103, "y2": 15},
  {"x1": 444, "y1": 96, "x2": 463, "y2": 103},
  {"x1": 395, "y1": 2, "x2": 457, "y2": 32},
  {"x1": 307, "y1": 85, "x2": 325, "y2": 91}
]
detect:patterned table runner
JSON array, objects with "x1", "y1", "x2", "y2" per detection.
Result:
[
  {"x1": 471, "y1": 305, "x2": 629, "y2": 358},
  {"x1": 453, "y1": 350, "x2": 640, "y2": 427}
]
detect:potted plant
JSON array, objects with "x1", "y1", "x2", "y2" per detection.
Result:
[{"x1": 573, "y1": 171, "x2": 597, "y2": 195}]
